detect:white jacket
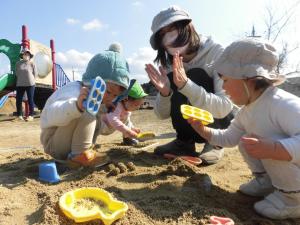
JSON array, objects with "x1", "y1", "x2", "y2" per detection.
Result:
[
  {"x1": 40, "y1": 81, "x2": 82, "y2": 129},
  {"x1": 154, "y1": 36, "x2": 233, "y2": 119},
  {"x1": 210, "y1": 87, "x2": 300, "y2": 191}
]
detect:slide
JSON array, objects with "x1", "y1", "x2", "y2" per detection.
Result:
[
  {"x1": 0, "y1": 95, "x2": 8, "y2": 109},
  {"x1": 0, "y1": 39, "x2": 20, "y2": 98},
  {"x1": 0, "y1": 73, "x2": 16, "y2": 98}
]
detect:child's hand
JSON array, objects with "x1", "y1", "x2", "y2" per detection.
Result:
[
  {"x1": 127, "y1": 129, "x2": 138, "y2": 138},
  {"x1": 187, "y1": 118, "x2": 212, "y2": 141},
  {"x1": 173, "y1": 52, "x2": 188, "y2": 89},
  {"x1": 241, "y1": 136, "x2": 276, "y2": 159},
  {"x1": 131, "y1": 127, "x2": 141, "y2": 134},
  {"x1": 77, "y1": 86, "x2": 89, "y2": 112}
]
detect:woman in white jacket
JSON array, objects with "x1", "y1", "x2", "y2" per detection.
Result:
[{"x1": 145, "y1": 5, "x2": 234, "y2": 164}]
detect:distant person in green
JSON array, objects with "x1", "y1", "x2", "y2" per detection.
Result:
[{"x1": 15, "y1": 48, "x2": 36, "y2": 121}]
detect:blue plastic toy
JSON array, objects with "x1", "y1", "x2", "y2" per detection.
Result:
[
  {"x1": 39, "y1": 162, "x2": 60, "y2": 183},
  {"x1": 84, "y1": 76, "x2": 106, "y2": 116}
]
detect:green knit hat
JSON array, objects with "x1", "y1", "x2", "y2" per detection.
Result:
[
  {"x1": 82, "y1": 43, "x2": 130, "y2": 88},
  {"x1": 128, "y1": 81, "x2": 148, "y2": 99}
]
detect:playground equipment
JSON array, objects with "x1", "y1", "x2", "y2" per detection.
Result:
[
  {"x1": 0, "y1": 25, "x2": 71, "y2": 111},
  {"x1": 0, "y1": 95, "x2": 8, "y2": 108},
  {"x1": 34, "y1": 51, "x2": 53, "y2": 77},
  {"x1": 0, "y1": 39, "x2": 20, "y2": 97}
]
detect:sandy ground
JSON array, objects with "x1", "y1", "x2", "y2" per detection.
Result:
[{"x1": 0, "y1": 105, "x2": 300, "y2": 225}]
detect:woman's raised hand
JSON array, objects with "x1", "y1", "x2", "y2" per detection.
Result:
[
  {"x1": 173, "y1": 52, "x2": 188, "y2": 89},
  {"x1": 145, "y1": 64, "x2": 171, "y2": 97}
]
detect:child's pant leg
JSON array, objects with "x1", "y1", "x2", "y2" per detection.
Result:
[
  {"x1": 262, "y1": 159, "x2": 300, "y2": 192},
  {"x1": 238, "y1": 142, "x2": 266, "y2": 173},
  {"x1": 40, "y1": 127, "x2": 57, "y2": 156},
  {"x1": 40, "y1": 119, "x2": 78, "y2": 159},
  {"x1": 71, "y1": 112, "x2": 97, "y2": 154},
  {"x1": 40, "y1": 112, "x2": 97, "y2": 159},
  {"x1": 239, "y1": 141, "x2": 300, "y2": 192}
]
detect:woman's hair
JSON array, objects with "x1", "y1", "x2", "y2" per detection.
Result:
[{"x1": 153, "y1": 20, "x2": 200, "y2": 67}]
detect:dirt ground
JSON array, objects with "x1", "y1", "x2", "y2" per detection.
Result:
[{"x1": 0, "y1": 104, "x2": 299, "y2": 225}]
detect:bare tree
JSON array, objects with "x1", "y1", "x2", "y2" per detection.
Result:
[
  {"x1": 249, "y1": 1, "x2": 300, "y2": 75},
  {"x1": 264, "y1": 1, "x2": 299, "y2": 42},
  {"x1": 264, "y1": 1, "x2": 300, "y2": 74}
]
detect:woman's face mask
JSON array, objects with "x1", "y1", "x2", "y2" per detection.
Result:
[
  {"x1": 162, "y1": 30, "x2": 189, "y2": 56},
  {"x1": 23, "y1": 54, "x2": 30, "y2": 61}
]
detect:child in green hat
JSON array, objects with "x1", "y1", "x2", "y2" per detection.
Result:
[
  {"x1": 100, "y1": 80, "x2": 148, "y2": 146},
  {"x1": 40, "y1": 43, "x2": 131, "y2": 166}
]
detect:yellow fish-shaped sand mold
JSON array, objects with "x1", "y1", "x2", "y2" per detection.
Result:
[
  {"x1": 59, "y1": 187, "x2": 128, "y2": 224},
  {"x1": 180, "y1": 104, "x2": 214, "y2": 125}
]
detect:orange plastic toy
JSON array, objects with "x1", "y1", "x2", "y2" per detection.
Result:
[{"x1": 163, "y1": 153, "x2": 202, "y2": 166}]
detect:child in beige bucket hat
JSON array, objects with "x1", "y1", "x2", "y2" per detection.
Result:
[
  {"x1": 188, "y1": 38, "x2": 300, "y2": 219},
  {"x1": 216, "y1": 38, "x2": 285, "y2": 86}
]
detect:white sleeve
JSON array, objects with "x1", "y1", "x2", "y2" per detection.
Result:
[
  {"x1": 40, "y1": 82, "x2": 83, "y2": 129},
  {"x1": 210, "y1": 113, "x2": 245, "y2": 147},
  {"x1": 40, "y1": 98, "x2": 82, "y2": 128},
  {"x1": 154, "y1": 92, "x2": 173, "y2": 119},
  {"x1": 179, "y1": 79, "x2": 233, "y2": 118},
  {"x1": 272, "y1": 96, "x2": 300, "y2": 163}
]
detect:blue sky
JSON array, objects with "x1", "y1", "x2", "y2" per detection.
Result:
[{"x1": 0, "y1": 0, "x2": 299, "y2": 83}]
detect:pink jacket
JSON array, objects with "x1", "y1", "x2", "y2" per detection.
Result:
[{"x1": 102, "y1": 102, "x2": 132, "y2": 135}]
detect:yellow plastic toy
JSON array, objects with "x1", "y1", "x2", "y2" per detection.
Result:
[
  {"x1": 181, "y1": 104, "x2": 214, "y2": 125},
  {"x1": 59, "y1": 187, "x2": 128, "y2": 224},
  {"x1": 137, "y1": 132, "x2": 156, "y2": 141}
]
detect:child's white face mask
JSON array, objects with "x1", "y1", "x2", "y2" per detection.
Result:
[{"x1": 162, "y1": 30, "x2": 189, "y2": 56}]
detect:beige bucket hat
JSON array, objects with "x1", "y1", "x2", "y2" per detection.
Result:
[{"x1": 215, "y1": 38, "x2": 285, "y2": 85}]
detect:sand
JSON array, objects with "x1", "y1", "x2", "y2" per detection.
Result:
[{"x1": 0, "y1": 110, "x2": 299, "y2": 225}]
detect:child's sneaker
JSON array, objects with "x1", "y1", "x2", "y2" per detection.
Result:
[
  {"x1": 254, "y1": 190, "x2": 300, "y2": 219},
  {"x1": 26, "y1": 116, "x2": 34, "y2": 121},
  {"x1": 239, "y1": 174, "x2": 274, "y2": 197},
  {"x1": 69, "y1": 149, "x2": 108, "y2": 167},
  {"x1": 123, "y1": 137, "x2": 139, "y2": 146},
  {"x1": 199, "y1": 143, "x2": 224, "y2": 165}
]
